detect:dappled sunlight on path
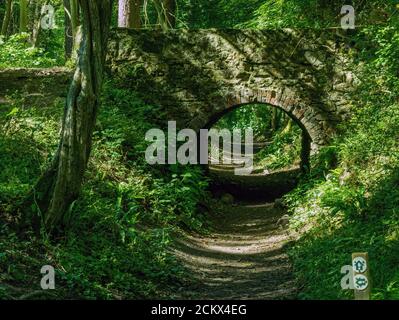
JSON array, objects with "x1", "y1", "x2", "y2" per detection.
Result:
[{"x1": 171, "y1": 201, "x2": 297, "y2": 300}]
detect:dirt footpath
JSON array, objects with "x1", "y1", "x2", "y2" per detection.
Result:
[{"x1": 172, "y1": 200, "x2": 297, "y2": 300}]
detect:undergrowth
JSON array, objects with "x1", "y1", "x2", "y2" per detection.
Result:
[
  {"x1": 284, "y1": 25, "x2": 399, "y2": 300},
  {"x1": 0, "y1": 80, "x2": 208, "y2": 299}
]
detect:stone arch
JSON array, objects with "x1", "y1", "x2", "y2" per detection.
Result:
[
  {"x1": 106, "y1": 29, "x2": 356, "y2": 156},
  {"x1": 193, "y1": 87, "x2": 331, "y2": 169},
  {"x1": 203, "y1": 99, "x2": 312, "y2": 171},
  {"x1": 224, "y1": 88, "x2": 328, "y2": 151}
]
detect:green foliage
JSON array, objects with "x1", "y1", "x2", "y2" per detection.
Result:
[
  {"x1": 283, "y1": 23, "x2": 399, "y2": 300},
  {"x1": 177, "y1": 0, "x2": 263, "y2": 28},
  {"x1": 242, "y1": 0, "x2": 398, "y2": 29},
  {"x1": 0, "y1": 80, "x2": 208, "y2": 299},
  {"x1": 215, "y1": 104, "x2": 273, "y2": 138},
  {"x1": 0, "y1": 33, "x2": 62, "y2": 67},
  {"x1": 1, "y1": 0, "x2": 399, "y2": 301},
  {"x1": 0, "y1": 1, "x2": 65, "y2": 68},
  {"x1": 254, "y1": 125, "x2": 301, "y2": 170},
  {"x1": 214, "y1": 104, "x2": 302, "y2": 171}
]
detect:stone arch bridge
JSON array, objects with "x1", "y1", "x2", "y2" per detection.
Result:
[{"x1": 107, "y1": 29, "x2": 357, "y2": 153}]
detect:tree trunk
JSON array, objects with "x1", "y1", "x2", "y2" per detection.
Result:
[
  {"x1": 70, "y1": 0, "x2": 79, "y2": 36},
  {"x1": 300, "y1": 131, "x2": 311, "y2": 172},
  {"x1": 163, "y1": 0, "x2": 176, "y2": 28},
  {"x1": 1, "y1": 0, "x2": 12, "y2": 37},
  {"x1": 64, "y1": 0, "x2": 73, "y2": 58},
  {"x1": 131, "y1": 0, "x2": 142, "y2": 28},
  {"x1": 70, "y1": 0, "x2": 80, "y2": 60},
  {"x1": 118, "y1": 0, "x2": 129, "y2": 27},
  {"x1": 31, "y1": 1, "x2": 41, "y2": 46},
  {"x1": 19, "y1": 0, "x2": 28, "y2": 32},
  {"x1": 26, "y1": 0, "x2": 114, "y2": 233},
  {"x1": 118, "y1": 0, "x2": 141, "y2": 28},
  {"x1": 271, "y1": 108, "x2": 278, "y2": 132},
  {"x1": 63, "y1": 0, "x2": 80, "y2": 58}
]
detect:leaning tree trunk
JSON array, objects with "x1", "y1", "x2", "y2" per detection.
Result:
[
  {"x1": 1, "y1": 0, "x2": 12, "y2": 37},
  {"x1": 26, "y1": 0, "x2": 113, "y2": 233}
]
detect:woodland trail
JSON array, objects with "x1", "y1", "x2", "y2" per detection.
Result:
[
  {"x1": 171, "y1": 158, "x2": 298, "y2": 300},
  {"x1": 174, "y1": 149, "x2": 299, "y2": 300},
  {"x1": 170, "y1": 144, "x2": 300, "y2": 300}
]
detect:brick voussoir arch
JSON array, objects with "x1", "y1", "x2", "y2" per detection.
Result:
[{"x1": 221, "y1": 87, "x2": 326, "y2": 151}]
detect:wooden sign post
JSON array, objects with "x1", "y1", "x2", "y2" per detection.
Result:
[{"x1": 352, "y1": 252, "x2": 371, "y2": 300}]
